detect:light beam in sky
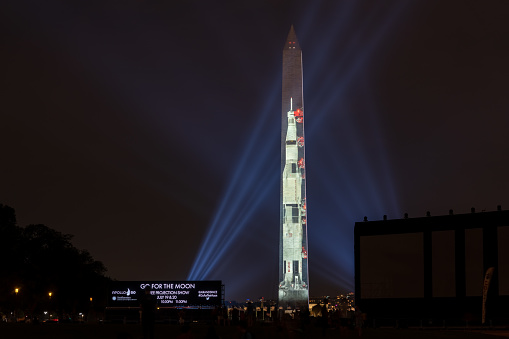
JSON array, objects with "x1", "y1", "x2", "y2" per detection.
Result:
[{"x1": 187, "y1": 1, "x2": 418, "y2": 296}]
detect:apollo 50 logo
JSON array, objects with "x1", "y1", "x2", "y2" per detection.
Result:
[{"x1": 111, "y1": 288, "x2": 136, "y2": 301}]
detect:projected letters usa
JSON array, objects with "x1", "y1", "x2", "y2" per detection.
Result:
[{"x1": 279, "y1": 26, "x2": 309, "y2": 309}]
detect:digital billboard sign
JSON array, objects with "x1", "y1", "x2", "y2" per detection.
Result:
[{"x1": 108, "y1": 281, "x2": 222, "y2": 307}]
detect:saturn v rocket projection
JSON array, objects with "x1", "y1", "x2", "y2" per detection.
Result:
[{"x1": 279, "y1": 25, "x2": 309, "y2": 309}]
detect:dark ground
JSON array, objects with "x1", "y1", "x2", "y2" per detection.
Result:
[{"x1": 0, "y1": 322, "x2": 505, "y2": 339}]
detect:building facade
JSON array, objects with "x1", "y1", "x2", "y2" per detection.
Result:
[
  {"x1": 278, "y1": 26, "x2": 309, "y2": 310},
  {"x1": 355, "y1": 207, "x2": 509, "y2": 325}
]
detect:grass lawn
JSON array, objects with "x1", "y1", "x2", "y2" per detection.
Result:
[{"x1": 0, "y1": 322, "x2": 503, "y2": 339}]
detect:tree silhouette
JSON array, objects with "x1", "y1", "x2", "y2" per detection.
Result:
[
  {"x1": 0, "y1": 204, "x2": 23, "y2": 312},
  {"x1": 0, "y1": 204, "x2": 110, "y2": 319}
]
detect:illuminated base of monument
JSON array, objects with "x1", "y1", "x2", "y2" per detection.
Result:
[{"x1": 278, "y1": 287, "x2": 309, "y2": 310}]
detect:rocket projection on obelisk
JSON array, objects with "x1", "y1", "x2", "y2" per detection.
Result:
[{"x1": 279, "y1": 25, "x2": 309, "y2": 309}]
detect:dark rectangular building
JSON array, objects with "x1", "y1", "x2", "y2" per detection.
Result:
[{"x1": 354, "y1": 208, "x2": 509, "y2": 325}]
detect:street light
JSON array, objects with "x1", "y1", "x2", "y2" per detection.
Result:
[
  {"x1": 14, "y1": 288, "x2": 20, "y2": 322},
  {"x1": 48, "y1": 292, "x2": 52, "y2": 299}
]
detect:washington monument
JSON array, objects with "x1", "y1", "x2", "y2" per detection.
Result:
[{"x1": 279, "y1": 25, "x2": 309, "y2": 310}]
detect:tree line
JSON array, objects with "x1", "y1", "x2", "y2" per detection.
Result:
[{"x1": 0, "y1": 204, "x2": 110, "y2": 320}]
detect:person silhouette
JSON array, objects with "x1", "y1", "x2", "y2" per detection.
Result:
[{"x1": 140, "y1": 286, "x2": 156, "y2": 339}]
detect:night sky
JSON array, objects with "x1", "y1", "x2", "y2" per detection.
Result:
[{"x1": 2, "y1": 0, "x2": 509, "y2": 302}]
